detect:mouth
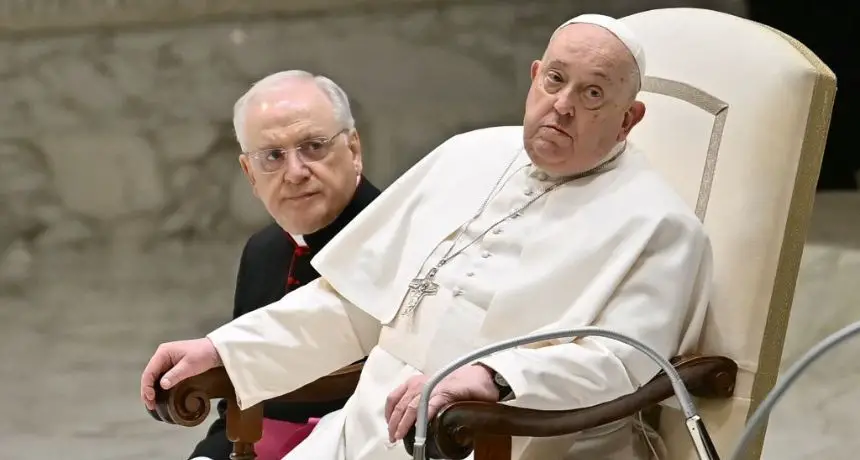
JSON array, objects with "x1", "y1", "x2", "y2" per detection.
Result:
[
  {"x1": 540, "y1": 124, "x2": 572, "y2": 138},
  {"x1": 285, "y1": 192, "x2": 319, "y2": 202}
]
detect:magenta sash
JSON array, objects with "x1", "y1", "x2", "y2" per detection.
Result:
[{"x1": 254, "y1": 417, "x2": 320, "y2": 460}]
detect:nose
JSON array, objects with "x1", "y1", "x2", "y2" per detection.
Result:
[
  {"x1": 281, "y1": 152, "x2": 311, "y2": 184},
  {"x1": 552, "y1": 90, "x2": 576, "y2": 117}
]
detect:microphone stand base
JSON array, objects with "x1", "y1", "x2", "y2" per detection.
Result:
[
  {"x1": 411, "y1": 442, "x2": 427, "y2": 460},
  {"x1": 686, "y1": 415, "x2": 720, "y2": 460}
]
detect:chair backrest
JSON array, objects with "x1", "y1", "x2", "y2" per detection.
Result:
[{"x1": 620, "y1": 8, "x2": 836, "y2": 459}]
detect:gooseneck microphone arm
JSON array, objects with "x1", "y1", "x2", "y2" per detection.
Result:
[{"x1": 411, "y1": 326, "x2": 719, "y2": 460}]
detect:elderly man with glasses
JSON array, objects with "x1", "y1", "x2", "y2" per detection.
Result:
[{"x1": 188, "y1": 70, "x2": 380, "y2": 460}]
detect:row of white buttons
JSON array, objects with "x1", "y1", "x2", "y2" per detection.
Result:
[
  {"x1": 450, "y1": 170, "x2": 543, "y2": 300},
  {"x1": 455, "y1": 183, "x2": 534, "y2": 297},
  {"x1": 455, "y1": 269, "x2": 477, "y2": 296},
  {"x1": 456, "y1": 251, "x2": 490, "y2": 297}
]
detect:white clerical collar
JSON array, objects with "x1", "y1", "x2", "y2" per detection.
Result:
[{"x1": 289, "y1": 234, "x2": 309, "y2": 248}]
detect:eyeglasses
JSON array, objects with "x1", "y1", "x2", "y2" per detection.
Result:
[{"x1": 244, "y1": 128, "x2": 348, "y2": 174}]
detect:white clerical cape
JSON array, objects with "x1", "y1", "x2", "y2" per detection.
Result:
[{"x1": 207, "y1": 126, "x2": 713, "y2": 460}]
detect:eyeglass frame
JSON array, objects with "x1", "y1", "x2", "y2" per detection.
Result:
[{"x1": 242, "y1": 128, "x2": 350, "y2": 174}]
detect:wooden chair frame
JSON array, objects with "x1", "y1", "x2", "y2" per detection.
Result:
[{"x1": 149, "y1": 355, "x2": 737, "y2": 459}]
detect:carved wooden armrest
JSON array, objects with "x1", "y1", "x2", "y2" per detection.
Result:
[
  {"x1": 147, "y1": 362, "x2": 364, "y2": 460},
  {"x1": 404, "y1": 354, "x2": 737, "y2": 460},
  {"x1": 148, "y1": 362, "x2": 364, "y2": 425}
]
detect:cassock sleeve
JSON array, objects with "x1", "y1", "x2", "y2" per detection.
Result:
[
  {"x1": 207, "y1": 278, "x2": 381, "y2": 409},
  {"x1": 477, "y1": 213, "x2": 712, "y2": 411}
]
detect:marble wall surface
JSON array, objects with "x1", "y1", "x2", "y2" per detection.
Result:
[{"x1": 0, "y1": 0, "x2": 748, "y2": 291}]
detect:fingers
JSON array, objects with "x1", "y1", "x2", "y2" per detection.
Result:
[
  {"x1": 385, "y1": 383, "x2": 409, "y2": 422},
  {"x1": 387, "y1": 375, "x2": 448, "y2": 442},
  {"x1": 387, "y1": 388, "x2": 416, "y2": 442},
  {"x1": 160, "y1": 358, "x2": 192, "y2": 390},
  {"x1": 389, "y1": 391, "x2": 450, "y2": 442},
  {"x1": 141, "y1": 347, "x2": 172, "y2": 410},
  {"x1": 140, "y1": 340, "x2": 206, "y2": 410},
  {"x1": 393, "y1": 394, "x2": 420, "y2": 442},
  {"x1": 426, "y1": 393, "x2": 450, "y2": 421}
]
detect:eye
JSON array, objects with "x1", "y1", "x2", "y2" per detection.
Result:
[
  {"x1": 546, "y1": 70, "x2": 564, "y2": 83},
  {"x1": 580, "y1": 86, "x2": 605, "y2": 109},
  {"x1": 542, "y1": 70, "x2": 565, "y2": 92},
  {"x1": 299, "y1": 140, "x2": 325, "y2": 152},
  {"x1": 584, "y1": 86, "x2": 603, "y2": 100},
  {"x1": 265, "y1": 148, "x2": 287, "y2": 161}
]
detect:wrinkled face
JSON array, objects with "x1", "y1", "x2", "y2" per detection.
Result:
[
  {"x1": 238, "y1": 80, "x2": 362, "y2": 235},
  {"x1": 522, "y1": 24, "x2": 646, "y2": 177}
]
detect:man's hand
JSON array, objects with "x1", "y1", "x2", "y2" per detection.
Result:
[
  {"x1": 384, "y1": 364, "x2": 500, "y2": 443},
  {"x1": 140, "y1": 338, "x2": 222, "y2": 410}
]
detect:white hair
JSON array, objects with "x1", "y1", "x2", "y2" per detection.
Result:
[{"x1": 232, "y1": 70, "x2": 355, "y2": 151}]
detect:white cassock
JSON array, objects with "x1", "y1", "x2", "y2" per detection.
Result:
[{"x1": 207, "y1": 126, "x2": 713, "y2": 460}]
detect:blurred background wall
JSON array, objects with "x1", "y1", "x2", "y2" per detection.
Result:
[{"x1": 0, "y1": 0, "x2": 747, "y2": 276}]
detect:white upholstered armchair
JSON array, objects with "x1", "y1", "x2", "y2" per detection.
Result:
[
  {"x1": 623, "y1": 7, "x2": 836, "y2": 460},
  {"x1": 148, "y1": 8, "x2": 836, "y2": 460}
]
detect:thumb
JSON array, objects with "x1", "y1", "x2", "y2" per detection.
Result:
[{"x1": 160, "y1": 358, "x2": 192, "y2": 390}]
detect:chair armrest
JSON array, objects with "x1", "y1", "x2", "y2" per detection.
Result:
[
  {"x1": 147, "y1": 362, "x2": 365, "y2": 427},
  {"x1": 404, "y1": 354, "x2": 737, "y2": 459}
]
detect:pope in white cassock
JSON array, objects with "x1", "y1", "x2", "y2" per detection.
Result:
[{"x1": 142, "y1": 14, "x2": 712, "y2": 460}]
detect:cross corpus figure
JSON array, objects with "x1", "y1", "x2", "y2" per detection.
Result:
[{"x1": 401, "y1": 267, "x2": 440, "y2": 316}]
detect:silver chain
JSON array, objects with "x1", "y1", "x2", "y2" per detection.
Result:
[
  {"x1": 399, "y1": 145, "x2": 626, "y2": 317},
  {"x1": 431, "y1": 145, "x2": 626, "y2": 273}
]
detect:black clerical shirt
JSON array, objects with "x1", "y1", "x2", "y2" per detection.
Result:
[{"x1": 188, "y1": 177, "x2": 380, "y2": 460}]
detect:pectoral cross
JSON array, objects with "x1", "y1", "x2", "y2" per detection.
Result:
[{"x1": 400, "y1": 267, "x2": 440, "y2": 317}]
